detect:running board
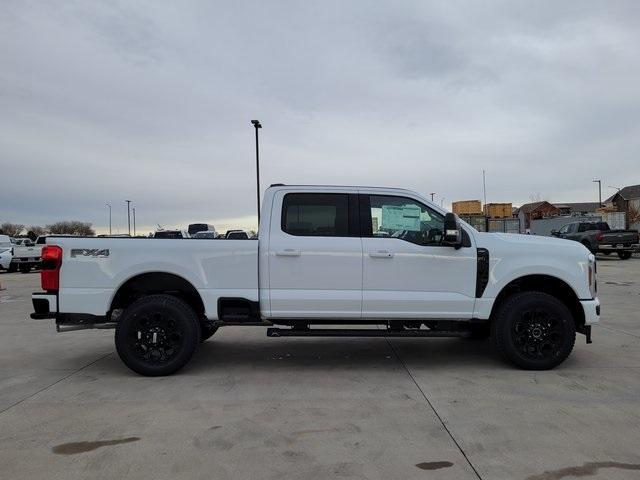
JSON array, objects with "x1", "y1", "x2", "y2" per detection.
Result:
[{"x1": 267, "y1": 328, "x2": 471, "y2": 338}]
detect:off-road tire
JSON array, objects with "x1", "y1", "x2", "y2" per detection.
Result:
[
  {"x1": 617, "y1": 251, "x2": 632, "y2": 260},
  {"x1": 492, "y1": 292, "x2": 576, "y2": 370},
  {"x1": 115, "y1": 294, "x2": 200, "y2": 376}
]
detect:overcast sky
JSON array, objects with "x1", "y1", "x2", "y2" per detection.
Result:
[{"x1": 2, "y1": 1, "x2": 639, "y2": 234}]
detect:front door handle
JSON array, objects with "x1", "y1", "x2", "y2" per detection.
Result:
[
  {"x1": 276, "y1": 249, "x2": 301, "y2": 257},
  {"x1": 369, "y1": 250, "x2": 394, "y2": 258}
]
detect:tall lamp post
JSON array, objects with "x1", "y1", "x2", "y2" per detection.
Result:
[
  {"x1": 106, "y1": 204, "x2": 112, "y2": 235},
  {"x1": 430, "y1": 192, "x2": 436, "y2": 202},
  {"x1": 251, "y1": 120, "x2": 262, "y2": 226},
  {"x1": 125, "y1": 200, "x2": 131, "y2": 236},
  {"x1": 132, "y1": 207, "x2": 136, "y2": 236},
  {"x1": 593, "y1": 179, "x2": 602, "y2": 206}
]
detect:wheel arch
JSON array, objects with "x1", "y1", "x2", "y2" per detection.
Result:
[
  {"x1": 490, "y1": 274, "x2": 585, "y2": 329},
  {"x1": 109, "y1": 271, "x2": 205, "y2": 318}
]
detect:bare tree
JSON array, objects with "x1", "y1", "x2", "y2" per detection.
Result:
[
  {"x1": 0, "y1": 222, "x2": 25, "y2": 236},
  {"x1": 28, "y1": 225, "x2": 48, "y2": 237},
  {"x1": 46, "y1": 221, "x2": 95, "y2": 236}
]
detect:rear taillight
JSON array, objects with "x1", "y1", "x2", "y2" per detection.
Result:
[
  {"x1": 41, "y1": 245, "x2": 63, "y2": 292},
  {"x1": 595, "y1": 231, "x2": 604, "y2": 241}
]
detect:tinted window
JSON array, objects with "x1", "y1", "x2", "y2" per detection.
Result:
[
  {"x1": 366, "y1": 195, "x2": 445, "y2": 246},
  {"x1": 282, "y1": 193, "x2": 349, "y2": 237}
]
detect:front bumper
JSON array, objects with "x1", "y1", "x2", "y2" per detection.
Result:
[{"x1": 580, "y1": 298, "x2": 600, "y2": 326}]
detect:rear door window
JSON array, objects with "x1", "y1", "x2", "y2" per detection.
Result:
[{"x1": 282, "y1": 193, "x2": 350, "y2": 237}]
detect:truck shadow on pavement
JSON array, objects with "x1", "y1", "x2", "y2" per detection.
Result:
[{"x1": 181, "y1": 336, "x2": 506, "y2": 374}]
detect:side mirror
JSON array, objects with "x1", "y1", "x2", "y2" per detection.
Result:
[
  {"x1": 550, "y1": 230, "x2": 559, "y2": 237},
  {"x1": 443, "y1": 213, "x2": 463, "y2": 249}
]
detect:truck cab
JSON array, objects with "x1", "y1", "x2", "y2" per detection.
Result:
[{"x1": 31, "y1": 185, "x2": 600, "y2": 376}]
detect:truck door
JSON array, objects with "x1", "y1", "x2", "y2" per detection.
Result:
[
  {"x1": 267, "y1": 191, "x2": 362, "y2": 318},
  {"x1": 360, "y1": 194, "x2": 476, "y2": 319}
]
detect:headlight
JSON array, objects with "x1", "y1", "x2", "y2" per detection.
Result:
[{"x1": 588, "y1": 254, "x2": 597, "y2": 298}]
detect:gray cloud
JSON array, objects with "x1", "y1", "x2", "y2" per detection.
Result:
[{"x1": 1, "y1": 0, "x2": 639, "y2": 233}]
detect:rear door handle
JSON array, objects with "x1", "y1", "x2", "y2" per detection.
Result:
[
  {"x1": 369, "y1": 250, "x2": 394, "y2": 258},
  {"x1": 276, "y1": 249, "x2": 301, "y2": 257}
]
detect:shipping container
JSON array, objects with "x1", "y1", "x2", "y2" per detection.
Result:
[
  {"x1": 452, "y1": 200, "x2": 482, "y2": 215},
  {"x1": 487, "y1": 218, "x2": 521, "y2": 234},
  {"x1": 484, "y1": 203, "x2": 513, "y2": 218},
  {"x1": 459, "y1": 215, "x2": 487, "y2": 232}
]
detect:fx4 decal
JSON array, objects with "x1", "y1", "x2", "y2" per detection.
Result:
[{"x1": 70, "y1": 249, "x2": 110, "y2": 258}]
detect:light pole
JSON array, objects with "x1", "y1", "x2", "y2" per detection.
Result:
[
  {"x1": 251, "y1": 120, "x2": 262, "y2": 226},
  {"x1": 125, "y1": 200, "x2": 131, "y2": 236},
  {"x1": 482, "y1": 169, "x2": 487, "y2": 207},
  {"x1": 106, "y1": 204, "x2": 112, "y2": 235},
  {"x1": 440, "y1": 196, "x2": 445, "y2": 207},
  {"x1": 132, "y1": 207, "x2": 136, "y2": 236},
  {"x1": 430, "y1": 192, "x2": 436, "y2": 202},
  {"x1": 593, "y1": 179, "x2": 602, "y2": 205}
]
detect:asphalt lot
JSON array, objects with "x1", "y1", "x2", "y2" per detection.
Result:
[{"x1": 1, "y1": 256, "x2": 640, "y2": 480}]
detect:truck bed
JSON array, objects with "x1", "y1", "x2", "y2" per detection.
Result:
[{"x1": 47, "y1": 236, "x2": 259, "y2": 318}]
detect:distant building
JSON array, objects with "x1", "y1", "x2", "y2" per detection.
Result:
[
  {"x1": 516, "y1": 201, "x2": 560, "y2": 232},
  {"x1": 604, "y1": 184, "x2": 640, "y2": 228},
  {"x1": 552, "y1": 202, "x2": 602, "y2": 216}
]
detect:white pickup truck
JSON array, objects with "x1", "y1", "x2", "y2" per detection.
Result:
[
  {"x1": 10, "y1": 236, "x2": 45, "y2": 272},
  {"x1": 31, "y1": 185, "x2": 600, "y2": 376}
]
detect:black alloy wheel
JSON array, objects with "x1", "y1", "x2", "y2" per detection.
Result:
[
  {"x1": 115, "y1": 294, "x2": 200, "y2": 376},
  {"x1": 493, "y1": 292, "x2": 576, "y2": 370}
]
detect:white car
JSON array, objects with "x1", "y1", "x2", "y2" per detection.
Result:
[
  {"x1": 31, "y1": 184, "x2": 599, "y2": 376},
  {"x1": 0, "y1": 235, "x2": 13, "y2": 271}
]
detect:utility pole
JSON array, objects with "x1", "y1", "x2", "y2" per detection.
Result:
[
  {"x1": 593, "y1": 179, "x2": 602, "y2": 205},
  {"x1": 430, "y1": 192, "x2": 436, "y2": 202},
  {"x1": 125, "y1": 200, "x2": 131, "y2": 236},
  {"x1": 251, "y1": 120, "x2": 262, "y2": 226},
  {"x1": 106, "y1": 204, "x2": 112, "y2": 235},
  {"x1": 132, "y1": 207, "x2": 136, "y2": 236}
]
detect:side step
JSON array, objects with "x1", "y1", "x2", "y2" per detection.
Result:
[{"x1": 267, "y1": 328, "x2": 471, "y2": 338}]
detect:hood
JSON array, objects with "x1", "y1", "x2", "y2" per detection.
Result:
[{"x1": 473, "y1": 231, "x2": 590, "y2": 256}]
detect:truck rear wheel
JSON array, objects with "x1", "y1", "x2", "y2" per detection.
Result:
[
  {"x1": 617, "y1": 251, "x2": 632, "y2": 260},
  {"x1": 115, "y1": 294, "x2": 201, "y2": 376},
  {"x1": 19, "y1": 265, "x2": 31, "y2": 273},
  {"x1": 492, "y1": 292, "x2": 575, "y2": 370}
]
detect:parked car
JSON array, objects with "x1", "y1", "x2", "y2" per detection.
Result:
[
  {"x1": 31, "y1": 185, "x2": 599, "y2": 376},
  {"x1": 188, "y1": 224, "x2": 217, "y2": 237},
  {"x1": 0, "y1": 235, "x2": 13, "y2": 271},
  {"x1": 551, "y1": 221, "x2": 639, "y2": 259},
  {"x1": 192, "y1": 231, "x2": 218, "y2": 239},
  {"x1": 154, "y1": 229, "x2": 190, "y2": 239},
  {"x1": 224, "y1": 230, "x2": 250, "y2": 239}
]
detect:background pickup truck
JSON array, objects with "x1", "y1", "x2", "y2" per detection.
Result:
[
  {"x1": 31, "y1": 185, "x2": 600, "y2": 376},
  {"x1": 551, "y1": 221, "x2": 639, "y2": 259},
  {"x1": 10, "y1": 236, "x2": 45, "y2": 272}
]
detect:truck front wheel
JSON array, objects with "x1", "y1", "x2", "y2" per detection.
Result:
[
  {"x1": 617, "y1": 251, "x2": 632, "y2": 260},
  {"x1": 115, "y1": 294, "x2": 201, "y2": 376},
  {"x1": 492, "y1": 292, "x2": 575, "y2": 370}
]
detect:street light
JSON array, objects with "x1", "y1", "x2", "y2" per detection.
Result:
[
  {"x1": 251, "y1": 120, "x2": 262, "y2": 226},
  {"x1": 593, "y1": 179, "x2": 602, "y2": 206},
  {"x1": 106, "y1": 204, "x2": 112, "y2": 235},
  {"x1": 132, "y1": 207, "x2": 136, "y2": 236},
  {"x1": 125, "y1": 200, "x2": 131, "y2": 236},
  {"x1": 430, "y1": 192, "x2": 436, "y2": 202}
]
